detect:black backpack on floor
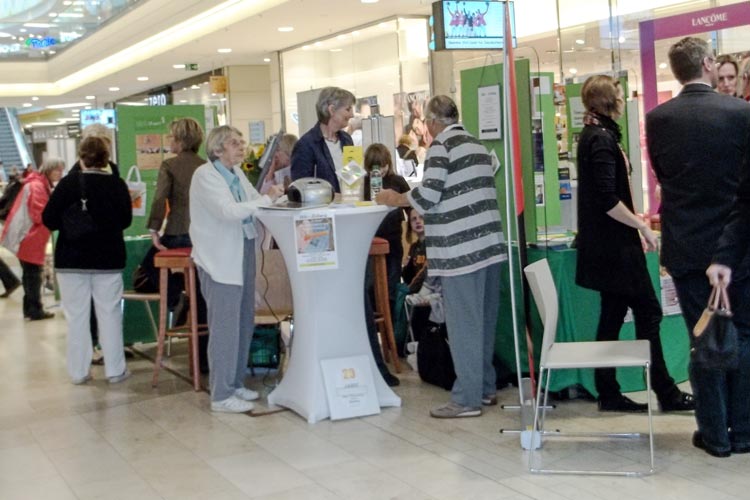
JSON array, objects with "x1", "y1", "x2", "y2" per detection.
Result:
[{"x1": 417, "y1": 322, "x2": 456, "y2": 391}]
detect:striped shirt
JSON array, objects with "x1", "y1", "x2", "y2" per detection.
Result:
[{"x1": 407, "y1": 124, "x2": 506, "y2": 277}]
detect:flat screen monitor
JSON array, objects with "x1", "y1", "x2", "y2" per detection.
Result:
[
  {"x1": 80, "y1": 108, "x2": 116, "y2": 129},
  {"x1": 432, "y1": 0, "x2": 516, "y2": 51}
]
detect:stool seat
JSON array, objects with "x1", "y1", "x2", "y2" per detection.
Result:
[
  {"x1": 369, "y1": 237, "x2": 401, "y2": 373},
  {"x1": 152, "y1": 247, "x2": 207, "y2": 391}
]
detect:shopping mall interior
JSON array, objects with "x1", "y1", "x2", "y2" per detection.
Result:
[{"x1": 1, "y1": 0, "x2": 750, "y2": 498}]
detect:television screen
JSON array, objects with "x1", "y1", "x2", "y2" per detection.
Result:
[
  {"x1": 80, "y1": 108, "x2": 116, "y2": 129},
  {"x1": 432, "y1": 1, "x2": 516, "y2": 51}
]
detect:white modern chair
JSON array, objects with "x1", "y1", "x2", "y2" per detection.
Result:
[{"x1": 523, "y1": 258, "x2": 655, "y2": 476}]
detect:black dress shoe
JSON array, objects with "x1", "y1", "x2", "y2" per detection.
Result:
[
  {"x1": 732, "y1": 443, "x2": 750, "y2": 454},
  {"x1": 381, "y1": 371, "x2": 400, "y2": 387},
  {"x1": 659, "y1": 391, "x2": 696, "y2": 412},
  {"x1": 598, "y1": 395, "x2": 648, "y2": 413},
  {"x1": 27, "y1": 311, "x2": 54, "y2": 321},
  {"x1": 693, "y1": 431, "x2": 731, "y2": 458}
]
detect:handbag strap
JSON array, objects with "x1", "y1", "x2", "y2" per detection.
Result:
[
  {"x1": 718, "y1": 285, "x2": 732, "y2": 314},
  {"x1": 709, "y1": 284, "x2": 732, "y2": 313}
]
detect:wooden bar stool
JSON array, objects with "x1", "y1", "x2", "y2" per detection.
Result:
[
  {"x1": 152, "y1": 247, "x2": 207, "y2": 391},
  {"x1": 369, "y1": 237, "x2": 401, "y2": 373}
]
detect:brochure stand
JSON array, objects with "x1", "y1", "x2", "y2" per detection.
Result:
[{"x1": 256, "y1": 205, "x2": 402, "y2": 423}]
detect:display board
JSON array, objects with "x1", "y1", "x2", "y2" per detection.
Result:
[
  {"x1": 460, "y1": 58, "x2": 536, "y2": 243},
  {"x1": 116, "y1": 105, "x2": 205, "y2": 236}
]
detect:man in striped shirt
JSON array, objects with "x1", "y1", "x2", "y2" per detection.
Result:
[{"x1": 377, "y1": 95, "x2": 507, "y2": 418}]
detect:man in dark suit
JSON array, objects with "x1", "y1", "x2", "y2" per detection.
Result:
[{"x1": 646, "y1": 36, "x2": 750, "y2": 458}]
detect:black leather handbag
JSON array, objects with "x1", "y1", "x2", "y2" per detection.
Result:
[{"x1": 692, "y1": 284, "x2": 738, "y2": 370}]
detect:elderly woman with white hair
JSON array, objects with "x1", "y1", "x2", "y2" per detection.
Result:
[
  {"x1": 290, "y1": 86, "x2": 355, "y2": 193},
  {"x1": 1, "y1": 157, "x2": 65, "y2": 320},
  {"x1": 190, "y1": 125, "x2": 284, "y2": 413}
]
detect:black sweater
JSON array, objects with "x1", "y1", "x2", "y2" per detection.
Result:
[{"x1": 43, "y1": 170, "x2": 132, "y2": 271}]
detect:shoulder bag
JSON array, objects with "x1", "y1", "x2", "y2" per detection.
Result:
[{"x1": 692, "y1": 284, "x2": 738, "y2": 370}]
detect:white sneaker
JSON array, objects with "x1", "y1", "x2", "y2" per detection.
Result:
[
  {"x1": 211, "y1": 395, "x2": 254, "y2": 413},
  {"x1": 72, "y1": 374, "x2": 92, "y2": 385},
  {"x1": 234, "y1": 387, "x2": 259, "y2": 401},
  {"x1": 108, "y1": 370, "x2": 131, "y2": 384}
]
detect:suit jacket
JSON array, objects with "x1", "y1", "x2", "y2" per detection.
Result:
[
  {"x1": 714, "y1": 133, "x2": 750, "y2": 270},
  {"x1": 575, "y1": 117, "x2": 647, "y2": 295},
  {"x1": 290, "y1": 123, "x2": 353, "y2": 193},
  {"x1": 147, "y1": 151, "x2": 205, "y2": 235},
  {"x1": 646, "y1": 83, "x2": 750, "y2": 276}
]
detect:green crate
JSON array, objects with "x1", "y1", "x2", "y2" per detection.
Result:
[{"x1": 249, "y1": 326, "x2": 280, "y2": 368}]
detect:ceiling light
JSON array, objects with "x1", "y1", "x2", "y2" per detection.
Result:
[
  {"x1": 26, "y1": 22, "x2": 56, "y2": 28},
  {"x1": 28, "y1": 122, "x2": 63, "y2": 127},
  {"x1": 302, "y1": 45, "x2": 310, "y2": 50},
  {"x1": 191, "y1": 84, "x2": 200, "y2": 89},
  {"x1": 352, "y1": 31, "x2": 360, "y2": 36},
  {"x1": 179, "y1": 100, "x2": 187, "y2": 103},
  {"x1": 0, "y1": 32, "x2": 12, "y2": 38},
  {"x1": 263, "y1": 57, "x2": 270, "y2": 62},
  {"x1": 337, "y1": 35, "x2": 347, "y2": 40},
  {"x1": 314, "y1": 41, "x2": 321, "y2": 47},
  {"x1": 108, "y1": 87, "x2": 120, "y2": 91},
  {"x1": 277, "y1": 26, "x2": 294, "y2": 32},
  {"x1": 85, "y1": 95, "x2": 95, "y2": 99},
  {"x1": 63, "y1": 0, "x2": 72, "y2": 5},
  {"x1": 618, "y1": 36, "x2": 626, "y2": 43},
  {"x1": 48, "y1": 13, "x2": 57, "y2": 17},
  {"x1": 569, "y1": 68, "x2": 578, "y2": 75},
  {"x1": 361, "y1": 0, "x2": 379, "y2": 3},
  {"x1": 217, "y1": 48, "x2": 232, "y2": 53},
  {"x1": 173, "y1": 63, "x2": 185, "y2": 69},
  {"x1": 575, "y1": 39, "x2": 585, "y2": 45},
  {"x1": 330, "y1": 48, "x2": 342, "y2": 52},
  {"x1": 19, "y1": 28, "x2": 27, "y2": 33},
  {"x1": 85, "y1": 106, "x2": 91, "y2": 109},
  {"x1": 31, "y1": 96, "x2": 39, "y2": 101},
  {"x1": 48, "y1": 50, "x2": 56, "y2": 54},
  {"x1": 137, "y1": 76, "x2": 149, "y2": 81},
  {"x1": 22, "y1": 103, "x2": 32, "y2": 107},
  {"x1": 659, "y1": 62, "x2": 668, "y2": 69},
  {"x1": 46, "y1": 102, "x2": 90, "y2": 109},
  {"x1": 58, "y1": 13, "x2": 84, "y2": 18}
]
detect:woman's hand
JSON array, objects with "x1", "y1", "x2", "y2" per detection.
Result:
[
  {"x1": 707, "y1": 264, "x2": 732, "y2": 287},
  {"x1": 267, "y1": 184, "x2": 285, "y2": 202},
  {"x1": 150, "y1": 231, "x2": 167, "y2": 251},
  {"x1": 640, "y1": 224, "x2": 658, "y2": 252}
]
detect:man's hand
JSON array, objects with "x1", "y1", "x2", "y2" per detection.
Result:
[
  {"x1": 376, "y1": 189, "x2": 407, "y2": 207},
  {"x1": 706, "y1": 264, "x2": 732, "y2": 287}
]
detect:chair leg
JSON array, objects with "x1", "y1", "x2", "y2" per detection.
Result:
[
  {"x1": 529, "y1": 367, "x2": 546, "y2": 472},
  {"x1": 152, "y1": 269, "x2": 170, "y2": 388},
  {"x1": 372, "y1": 255, "x2": 401, "y2": 373},
  {"x1": 186, "y1": 265, "x2": 201, "y2": 392}
]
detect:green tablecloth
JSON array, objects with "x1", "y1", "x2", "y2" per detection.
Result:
[
  {"x1": 122, "y1": 236, "x2": 158, "y2": 345},
  {"x1": 494, "y1": 246, "x2": 690, "y2": 396}
]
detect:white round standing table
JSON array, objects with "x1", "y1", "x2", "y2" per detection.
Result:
[{"x1": 257, "y1": 204, "x2": 402, "y2": 423}]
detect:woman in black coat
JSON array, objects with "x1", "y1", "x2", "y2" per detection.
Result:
[{"x1": 575, "y1": 75, "x2": 693, "y2": 413}]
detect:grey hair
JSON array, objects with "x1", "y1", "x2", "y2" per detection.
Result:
[
  {"x1": 82, "y1": 123, "x2": 113, "y2": 145},
  {"x1": 39, "y1": 157, "x2": 65, "y2": 175},
  {"x1": 276, "y1": 133, "x2": 298, "y2": 156},
  {"x1": 206, "y1": 125, "x2": 243, "y2": 161},
  {"x1": 316, "y1": 87, "x2": 356, "y2": 124},
  {"x1": 425, "y1": 95, "x2": 459, "y2": 125}
]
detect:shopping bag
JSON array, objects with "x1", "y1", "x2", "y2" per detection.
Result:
[
  {"x1": 692, "y1": 284, "x2": 738, "y2": 370},
  {"x1": 126, "y1": 165, "x2": 147, "y2": 216}
]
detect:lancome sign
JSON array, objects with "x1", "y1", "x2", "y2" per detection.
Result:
[{"x1": 691, "y1": 12, "x2": 728, "y2": 28}]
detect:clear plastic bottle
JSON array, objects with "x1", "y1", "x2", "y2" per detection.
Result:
[{"x1": 370, "y1": 164, "x2": 383, "y2": 201}]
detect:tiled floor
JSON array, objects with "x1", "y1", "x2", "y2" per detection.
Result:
[{"x1": 2, "y1": 251, "x2": 749, "y2": 499}]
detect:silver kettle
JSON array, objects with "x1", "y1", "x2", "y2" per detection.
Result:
[{"x1": 287, "y1": 177, "x2": 334, "y2": 205}]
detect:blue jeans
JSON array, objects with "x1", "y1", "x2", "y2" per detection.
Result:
[{"x1": 672, "y1": 271, "x2": 750, "y2": 453}]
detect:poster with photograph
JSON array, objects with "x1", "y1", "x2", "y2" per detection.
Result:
[
  {"x1": 534, "y1": 173, "x2": 545, "y2": 206},
  {"x1": 294, "y1": 210, "x2": 338, "y2": 271},
  {"x1": 161, "y1": 134, "x2": 176, "y2": 161},
  {"x1": 393, "y1": 91, "x2": 431, "y2": 150},
  {"x1": 135, "y1": 134, "x2": 163, "y2": 170}
]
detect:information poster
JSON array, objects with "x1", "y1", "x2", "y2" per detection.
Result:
[
  {"x1": 478, "y1": 84, "x2": 502, "y2": 140},
  {"x1": 660, "y1": 272, "x2": 682, "y2": 316},
  {"x1": 293, "y1": 210, "x2": 338, "y2": 271},
  {"x1": 321, "y1": 355, "x2": 380, "y2": 420}
]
